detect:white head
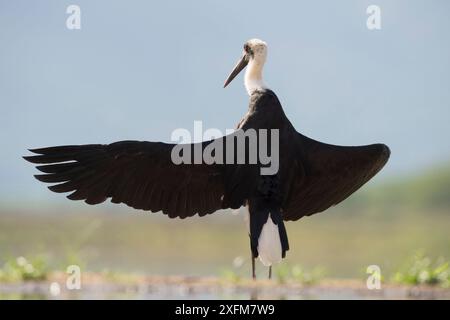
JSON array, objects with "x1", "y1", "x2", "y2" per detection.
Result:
[
  {"x1": 224, "y1": 39, "x2": 268, "y2": 95},
  {"x1": 244, "y1": 38, "x2": 268, "y2": 65}
]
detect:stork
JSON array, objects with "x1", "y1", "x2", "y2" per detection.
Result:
[{"x1": 24, "y1": 39, "x2": 390, "y2": 280}]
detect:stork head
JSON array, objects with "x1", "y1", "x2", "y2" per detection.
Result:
[{"x1": 223, "y1": 39, "x2": 267, "y2": 88}]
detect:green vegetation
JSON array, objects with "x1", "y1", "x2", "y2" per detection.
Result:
[
  {"x1": 392, "y1": 251, "x2": 449, "y2": 288},
  {"x1": 274, "y1": 263, "x2": 325, "y2": 285},
  {"x1": 0, "y1": 161, "x2": 449, "y2": 283},
  {"x1": 345, "y1": 163, "x2": 450, "y2": 213},
  {"x1": 100, "y1": 269, "x2": 142, "y2": 284},
  {"x1": 0, "y1": 255, "x2": 48, "y2": 282},
  {"x1": 219, "y1": 269, "x2": 242, "y2": 283},
  {"x1": 0, "y1": 250, "x2": 85, "y2": 283},
  {"x1": 220, "y1": 257, "x2": 325, "y2": 285},
  {"x1": 219, "y1": 256, "x2": 247, "y2": 283},
  {"x1": 0, "y1": 252, "x2": 449, "y2": 291}
]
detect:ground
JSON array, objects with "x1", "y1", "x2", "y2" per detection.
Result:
[{"x1": 1, "y1": 273, "x2": 449, "y2": 300}]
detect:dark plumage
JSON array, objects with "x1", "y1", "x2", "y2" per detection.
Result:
[
  {"x1": 24, "y1": 39, "x2": 390, "y2": 279},
  {"x1": 25, "y1": 89, "x2": 389, "y2": 218},
  {"x1": 24, "y1": 90, "x2": 389, "y2": 240}
]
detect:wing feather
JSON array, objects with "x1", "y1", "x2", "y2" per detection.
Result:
[
  {"x1": 24, "y1": 140, "x2": 229, "y2": 218},
  {"x1": 282, "y1": 133, "x2": 390, "y2": 221}
]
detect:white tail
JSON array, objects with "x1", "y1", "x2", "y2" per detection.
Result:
[{"x1": 257, "y1": 214, "x2": 282, "y2": 266}]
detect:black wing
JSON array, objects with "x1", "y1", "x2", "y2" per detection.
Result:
[
  {"x1": 24, "y1": 140, "x2": 228, "y2": 218},
  {"x1": 282, "y1": 133, "x2": 390, "y2": 221}
]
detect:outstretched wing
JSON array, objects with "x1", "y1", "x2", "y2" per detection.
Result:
[
  {"x1": 24, "y1": 140, "x2": 228, "y2": 218},
  {"x1": 282, "y1": 133, "x2": 390, "y2": 221}
]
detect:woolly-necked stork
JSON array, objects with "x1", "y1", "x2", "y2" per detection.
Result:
[{"x1": 24, "y1": 39, "x2": 390, "y2": 279}]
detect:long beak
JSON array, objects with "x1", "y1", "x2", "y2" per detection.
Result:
[{"x1": 223, "y1": 53, "x2": 249, "y2": 88}]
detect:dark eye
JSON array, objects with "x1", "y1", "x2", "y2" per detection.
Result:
[{"x1": 244, "y1": 44, "x2": 250, "y2": 52}]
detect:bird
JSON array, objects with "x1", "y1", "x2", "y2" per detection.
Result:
[{"x1": 24, "y1": 38, "x2": 390, "y2": 280}]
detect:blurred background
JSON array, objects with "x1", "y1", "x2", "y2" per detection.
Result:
[{"x1": 0, "y1": 0, "x2": 449, "y2": 297}]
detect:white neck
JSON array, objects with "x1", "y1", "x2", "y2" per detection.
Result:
[{"x1": 245, "y1": 59, "x2": 266, "y2": 95}]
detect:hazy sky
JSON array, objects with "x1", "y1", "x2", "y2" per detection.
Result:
[{"x1": 1, "y1": 1, "x2": 449, "y2": 204}]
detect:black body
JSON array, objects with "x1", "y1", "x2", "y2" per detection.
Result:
[{"x1": 24, "y1": 89, "x2": 390, "y2": 260}]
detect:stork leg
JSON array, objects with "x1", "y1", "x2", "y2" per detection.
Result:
[
  {"x1": 268, "y1": 266, "x2": 272, "y2": 280},
  {"x1": 251, "y1": 253, "x2": 256, "y2": 280}
]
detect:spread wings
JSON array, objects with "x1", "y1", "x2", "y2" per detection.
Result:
[
  {"x1": 24, "y1": 141, "x2": 228, "y2": 218},
  {"x1": 282, "y1": 133, "x2": 390, "y2": 221},
  {"x1": 24, "y1": 133, "x2": 390, "y2": 220}
]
